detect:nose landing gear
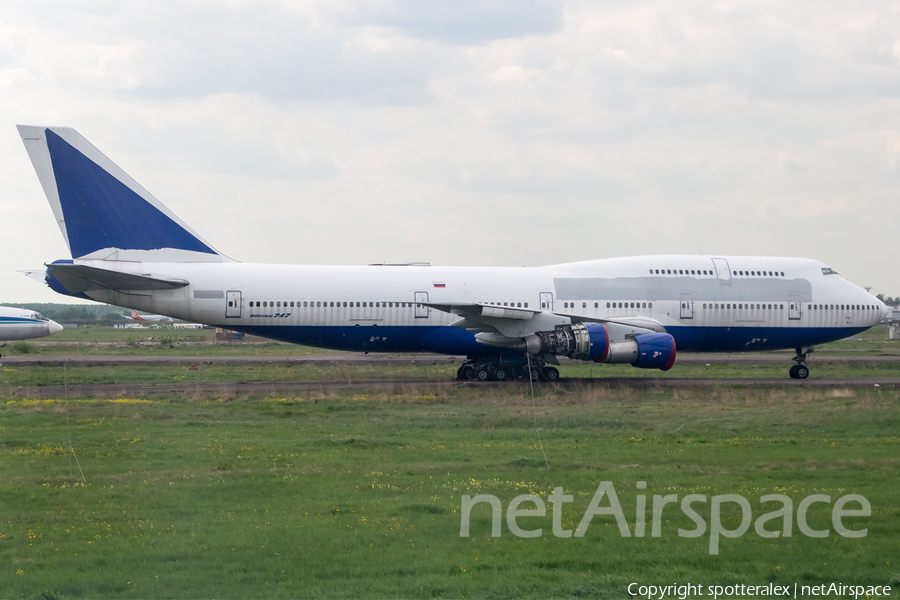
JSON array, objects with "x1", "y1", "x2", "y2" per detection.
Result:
[{"x1": 789, "y1": 347, "x2": 812, "y2": 379}]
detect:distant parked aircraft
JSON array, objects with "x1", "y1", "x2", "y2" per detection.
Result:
[
  {"x1": 0, "y1": 306, "x2": 63, "y2": 351},
  {"x1": 17, "y1": 125, "x2": 891, "y2": 380},
  {"x1": 125, "y1": 309, "x2": 173, "y2": 322}
]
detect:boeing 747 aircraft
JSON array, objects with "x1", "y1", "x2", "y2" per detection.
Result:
[
  {"x1": 0, "y1": 306, "x2": 63, "y2": 346},
  {"x1": 16, "y1": 125, "x2": 889, "y2": 380}
]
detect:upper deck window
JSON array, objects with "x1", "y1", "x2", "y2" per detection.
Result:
[{"x1": 822, "y1": 267, "x2": 838, "y2": 276}]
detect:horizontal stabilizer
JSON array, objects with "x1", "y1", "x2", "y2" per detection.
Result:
[{"x1": 47, "y1": 263, "x2": 188, "y2": 295}]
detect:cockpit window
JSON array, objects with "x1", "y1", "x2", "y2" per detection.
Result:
[
  {"x1": 33, "y1": 312, "x2": 49, "y2": 321},
  {"x1": 821, "y1": 268, "x2": 838, "y2": 276}
]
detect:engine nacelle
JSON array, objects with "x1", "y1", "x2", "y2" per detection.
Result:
[
  {"x1": 631, "y1": 332, "x2": 677, "y2": 370},
  {"x1": 493, "y1": 323, "x2": 676, "y2": 371},
  {"x1": 521, "y1": 322, "x2": 609, "y2": 361}
]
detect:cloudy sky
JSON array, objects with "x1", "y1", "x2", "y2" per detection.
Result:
[{"x1": 2, "y1": 1, "x2": 899, "y2": 303}]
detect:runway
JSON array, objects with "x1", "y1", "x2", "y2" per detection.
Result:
[
  {"x1": 2, "y1": 351, "x2": 898, "y2": 367},
  {"x1": 10, "y1": 376, "x2": 900, "y2": 398},
  {"x1": 3, "y1": 351, "x2": 898, "y2": 398}
]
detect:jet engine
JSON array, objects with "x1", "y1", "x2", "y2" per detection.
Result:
[{"x1": 501, "y1": 323, "x2": 676, "y2": 371}]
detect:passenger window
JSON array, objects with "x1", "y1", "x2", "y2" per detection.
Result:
[
  {"x1": 594, "y1": 302, "x2": 598, "y2": 308},
  {"x1": 524, "y1": 302, "x2": 528, "y2": 308},
  {"x1": 649, "y1": 269, "x2": 653, "y2": 274},
  {"x1": 582, "y1": 302, "x2": 586, "y2": 308},
  {"x1": 667, "y1": 270, "x2": 671, "y2": 274},
  {"x1": 607, "y1": 302, "x2": 611, "y2": 308},
  {"x1": 655, "y1": 270, "x2": 660, "y2": 274}
]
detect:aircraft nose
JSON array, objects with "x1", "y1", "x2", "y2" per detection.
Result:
[{"x1": 48, "y1": 320, "x2": 64, "y2": 335}]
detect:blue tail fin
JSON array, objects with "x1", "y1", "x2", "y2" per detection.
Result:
[{"x1": 18, "y1": 125, "x2": 229, "y2": 263}]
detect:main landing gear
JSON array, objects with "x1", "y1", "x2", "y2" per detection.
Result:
[
  {"x1": 456, "y1": 357, "x2": 560, "y2": 382},
  {"x1": 789, "y1": 347, "x2": 811, "y2": 380}
]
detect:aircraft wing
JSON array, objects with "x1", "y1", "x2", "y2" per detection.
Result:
[
  {"x1": 46, "y1": 263, "x2": 189, "y2": 294},
  {"x1": 424, "y1": 301, "x2": 665, "y2": 340}
]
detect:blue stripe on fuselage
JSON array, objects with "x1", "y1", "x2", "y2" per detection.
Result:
[{"x1": 236, "y1": 324, "x2": 867, "y2": 356}]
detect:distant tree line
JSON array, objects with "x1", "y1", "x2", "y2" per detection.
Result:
[
  {"x1": 0, "y1": 303, "x2": 128, "y2": 324},
  {"x1": 876, "y1": 294, "x2": 899, "y2": 308}
]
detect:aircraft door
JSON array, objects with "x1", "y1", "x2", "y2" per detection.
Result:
[
  {"x1": 711, "y1": 258, "x2": 732, "y2": 280},
  {"x1": 788, "y1": 294, "x2": 801, "y2": 320},
  {"x1": 540, "y1": 292, "x2": 554, "y2": 311},
  {"x1": 226, "y1": 290, "x2": 242, "y2": 318},
  {"x1": 680, "y1": 298, "x2": 694, "y2": 319},
  {"x1": 415, "y1": 292, "x2": 429, "y2": 318}
]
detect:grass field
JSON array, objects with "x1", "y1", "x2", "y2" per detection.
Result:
[
  {"x1": 2, "y1": 381, "x2": 898, "y2": 599},
  {"x1": 2, "y1": 360, "x2": 900, "y2": 391}
]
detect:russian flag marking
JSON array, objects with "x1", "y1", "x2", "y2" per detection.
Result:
[{"x1": 433, "y1": 282, "x2": 446, "y2": 288}]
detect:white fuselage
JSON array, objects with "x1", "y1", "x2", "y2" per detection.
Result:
[{"x1": 0, "y1": 307, "x2": 63, "y2": 341}]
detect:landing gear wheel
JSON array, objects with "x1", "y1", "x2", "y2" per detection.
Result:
[
  {"x1": 456, "y1": 365, "x2": 467, "y2": 380},
  {"x1": 790, "y1": 347, "x2": 812, "y2": 380},
  {"x1": 463, "y1": 367, "x2": 475, "y2": 380},
  {"x1": 493, "y1": 367, "x2": 509, "y2": 381},
  {"x1": 789, "y1": 364, "x2": 810, "y2": 379},
  {"x1": 476, "y1": 368, "x2": 491, "y2": 381},
  {"x1": 542, "y1": 366, "x2": 560, "y2": 382},
  {"x1": 528, "y1": 368, "x2": 540, "y2": 381}
]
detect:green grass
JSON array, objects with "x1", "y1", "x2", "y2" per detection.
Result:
[
  {"x1": 1, "y1": 384, "x2": 898, "y2": 598},
  {"x1": 0, "y1": 359, "x2": 897, "y2": 390}
]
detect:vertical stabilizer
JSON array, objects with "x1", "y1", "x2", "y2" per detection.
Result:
[{"x1": 17, "y1": 125, "x2": 231, "y2": 263}]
